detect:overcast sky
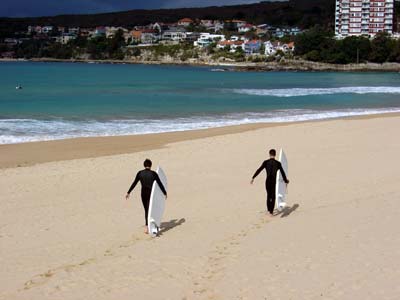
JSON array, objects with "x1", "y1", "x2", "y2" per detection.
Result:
[{"x1": 1, "y1": 0, "x2": 273, "y2": 18}]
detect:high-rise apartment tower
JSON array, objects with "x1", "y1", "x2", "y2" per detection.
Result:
[{"x1": 335, "y1": 0, "x2": 394, "y2": 37}]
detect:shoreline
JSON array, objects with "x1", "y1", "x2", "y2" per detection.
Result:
[
  {"x1": 1, "y1": 112, "x2": 399, "y2": 169},
  {"x1": 2, "y1": 57, "x2": 400, "y2": 72}
]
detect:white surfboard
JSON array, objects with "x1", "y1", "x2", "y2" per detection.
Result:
[
  {"x1": 275, "y1": 149, "x2": 288, "y2": 211},
  {"x1": 148, "y1": 167, "x2": 167, "y2": 237}
]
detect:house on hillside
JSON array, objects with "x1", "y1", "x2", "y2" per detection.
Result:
[
  {"x1": 194, "y1": 33, "x2": 225, "y2": 47},
  {"x1": 231, "y1": 20, "x2": 247, "y2": 29},
  {"x1": 41, "y1": 26, "x2": 54, "y2": 34},
  {"x1": 264, "y1": 41, "x2": 295, "y2": 56},
  {"x1": 216, "y1": 40, "x2": 244, "y2": 52},
  {"x1": 178, "y1": 18, "x2": 194, "y2": 27},
  {"x1": 217, "y1": 40, "x2": 233, "y2": 50},
  {"x1": 256, "y1": 27, "x2": 268, "y2": 37},
  {"x1": 140, "y1": 29, "x2": 160, "y2": 44},
  {"x1": 289, "y1": 27, "x2": 301, "y2": 35},
  {"x1": 200, "y1": 20, "x2": 214, "y2": 28},
  {"x1": 185, "y1": 32, "x2": 201, "y2": 42},
  {"x1": 68, "y1": 27, "x2": 80, "y2": 35},
  {"x1": 27, "y1": 26, "x2": 43, "y2": 34},
  {"x1": 91, "y1": 26, "x2": 106, "y2": 38},
  {"x1": 79, "y1": 28, "x2": 91, "y2": 37},
  {"x1": 130, "y1": 30, "x2": 142, "y2": 43},
  {"x1": 57, "y1": 26, "x2": 66, "y2": 34},
  {"x1": 238, "y1": 24, "x2": 254, "y2": 33},
  {"x1": 162, "y1": 27, "x2": 187, "y2": 42},
  {"x1": 243, "y1": 40, "x2": 262, "y2": 54},
  {"x1": 264, "y1": 41, "x2": 276, "y2": 56},
  {"x1": 213, "y1": 21, "x2": 225, "y2": 32},
  {"x1": 151, "y1": 22, "x2": 169, "y2": 33},
  {"x1": 57, "y1": 33, "x2": 76, "y2": 44},
  {"x1": 230, "y1": 40, "x2": 244, "y2": 52}
]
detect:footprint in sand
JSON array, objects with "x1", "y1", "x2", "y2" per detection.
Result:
[
  {"x1": 24, "y1": 270, "x2": 55, "y2": 290},
  {"x1": 188, "y1": 213, "x2": 272, "y2": 297},
  {"x1": 22, "y1": 231, "x2": 148, "y2": 291},
  {"x1": 23, "y1": 258, "x2": 96, "y2": 290}
]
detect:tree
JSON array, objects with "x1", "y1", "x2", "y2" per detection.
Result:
[
  {"x1": 294, "y1": 26, "x2": 334, "y2": 59},
  {"x1": 107, "y1": 29, "x2": 126, "y2": 59},
  {"x1": 338, "y1": 36, "x2": 371, "y2": 64},
  {"x1": 388, "y1": 39, "x2": 400, "y2": 62},
  {"x1": 369, "y1": 33, "x2": 395, "y2": 63},
  {"x1": 87, "y1": 36, "x2": 108, "y2": 59}
]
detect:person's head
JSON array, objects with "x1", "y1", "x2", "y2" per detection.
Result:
[
  {"x1": 269, "y1": 149, "x2": 276, "y2": 158},
  {"x1": 143, "y1": 159, "x2": 152, "y2": 169}
]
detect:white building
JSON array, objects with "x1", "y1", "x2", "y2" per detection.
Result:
[
  {"x1": 194, "y1": 33, "x2": 225, "y2": 47},
  {"x1": 335, "y1": 0, "x2": 394, "y2": 38},
  {"x1": 264, "y1": 41, "x2": 277, "y2": 56},
  {"x1": 238, "y1": 24, "x2": 254, "y2": 33},
  {"x1": 57, "y1": 34, "x2": 76, "y2": 44},
  {"x1": 264, "y1": 41, "x2": 295, "y2": 56},
  {"x1": 162, "y1": 27, "x2": 187, "y2": 41},
  {"x1": 41, "y1": 26, "x2": 54, "y2": 34}
]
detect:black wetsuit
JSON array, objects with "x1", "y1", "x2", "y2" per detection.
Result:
[
  {"x1": 127, "y1": 169, "x2": 167, "y2": 225},
  {"x1": 252, "y1": 159, "x2": 289, "y2": 214}
]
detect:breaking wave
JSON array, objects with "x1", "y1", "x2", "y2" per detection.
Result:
[
  {"x1": 231, "y1": 86, "x2": 400, "y2": 97},
  {"x1": 1, "y1": 108, "x2": 400, "y2": 144}
]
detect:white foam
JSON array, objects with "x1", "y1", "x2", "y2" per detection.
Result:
[
  {"x1": 1, "y1": 108, "x2": 400, "y2": 144},
  {"x1": 231, "y1": 86, "x2": 400, "y2": 97}
]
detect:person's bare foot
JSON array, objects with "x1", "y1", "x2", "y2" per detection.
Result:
[{"x1": 144, "y1": 227, "x2": 148, "y2": 234}]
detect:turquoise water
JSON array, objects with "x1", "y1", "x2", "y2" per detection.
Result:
[{"x1": 1, "y1": 61, "x2": 400, "y2": 143}]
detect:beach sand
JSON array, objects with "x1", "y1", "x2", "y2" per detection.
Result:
[{"x1": 1, "y1": 115, "x2": 399, "y2": 300}]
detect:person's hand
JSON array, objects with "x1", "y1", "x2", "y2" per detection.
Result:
[
  {"x1": 125, "y1": 193, "x2": 130, "y2": 200},
  {"x1": 250, "y1": 179, "x2": 254, "y2": 185},
  {"x1": 286, "y1": 180, "x2": 290, "y2": 185}
]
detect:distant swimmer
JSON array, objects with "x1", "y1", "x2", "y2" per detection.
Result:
[
  {"x1": 16, "y1": 85, "x2": 22, "y2": 90},
  {"x1": 251, "y1": 149, "x2": 289, "y2": 216},
  {"x1": 126, "y1": 159, "x2": 167, "y2": 234}
]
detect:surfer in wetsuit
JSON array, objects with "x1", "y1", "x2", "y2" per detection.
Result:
[
  {"x1": 126, "y1": 159, "x2": 167, "y2": 233},
  {"x1": 251, "y1": 149, "x2": 289, "y2": 216}
]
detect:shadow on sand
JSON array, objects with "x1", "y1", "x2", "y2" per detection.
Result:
[
  {"x1": 158, "y1": 218, "x2": 186, "y2": 236},
  {"x1": 278, "y1": 204, "x2": 300, "y2": 218}
]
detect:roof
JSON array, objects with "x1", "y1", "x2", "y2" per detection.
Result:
[
  {"x1": 179, "y1": 18, "x2": 194, "y2": 23},
  {"x1": 218, "y1": 40, "x2": 244, "y2": 46},
  {"x1": 245, "y1": 39, "x2": 261, "y2": 44},
  {"x1": 131, "y1": 30, "x2": 142, "y2": 38},
  {"x1": 218, "y1": 40, "x2": 233, "y2": 45}
]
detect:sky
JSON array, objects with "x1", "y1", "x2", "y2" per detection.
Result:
[{"x1": 1, "y1": 0, "x2": 268, "y2": 18}]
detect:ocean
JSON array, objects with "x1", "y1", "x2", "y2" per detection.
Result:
[{"x1": 1, "y1": 61, "x2": 400, "y2": 144}]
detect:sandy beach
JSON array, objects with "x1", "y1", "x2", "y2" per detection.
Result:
[{"x1": 1, "y1": 115, "x2": 400, "y2": 300}]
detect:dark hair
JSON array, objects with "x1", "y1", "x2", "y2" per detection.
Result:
[
  {"x1": 143, "y1": 159, "x2": 152, "y2": 168},
  {"x1": 269, "y1": 149, "x2": 276, "y2": 156}
]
